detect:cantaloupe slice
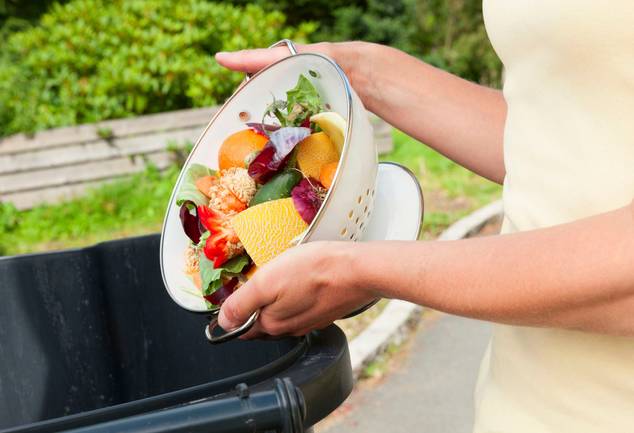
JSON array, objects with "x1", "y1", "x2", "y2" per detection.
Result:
[
  {"x1": 296, "y1": 132, "x2": 339, "y2": 180},
  {"x1": 230, "y1": 198, "x2": 307, "y2": 266}
]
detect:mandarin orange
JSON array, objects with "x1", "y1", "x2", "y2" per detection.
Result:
[{"x1": 218, "y1": 129, "x2": 268, "y2": 170}]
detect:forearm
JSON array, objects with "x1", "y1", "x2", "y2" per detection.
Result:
[
  {"x1": 351, "y1": 202, "x2": 634, "y2": 335},
  {"x1": 333, "y1": 42, "x2": 507, "y2": 183}
]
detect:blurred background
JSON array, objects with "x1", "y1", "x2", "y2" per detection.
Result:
[{"x1": 0, "y1": 0, "x2": 501, "y2": 256}]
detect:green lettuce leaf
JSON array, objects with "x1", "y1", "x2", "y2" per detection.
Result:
[
  {"x1": 199, "y1": 252, "x2": 250, "y2": 296},
  {"x1": 222, "y1": 254, "x2": 250, "y2": 274},
  {"x1": 176, "y1": 163, "x2": 215, "y2": 207},
  {"x1": 285, "y1": 75, "x2": 323, "y2": 126}
]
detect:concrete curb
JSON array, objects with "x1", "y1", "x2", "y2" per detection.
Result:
[
  {"x1": 438, "y1": 200, "x2": 503, "y2": 241},
  {"x1": 348, "y1": 199, "x2": 504, "y2": 379}
]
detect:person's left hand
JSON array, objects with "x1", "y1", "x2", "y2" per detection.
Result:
[{"x1": 218, "y1": 241, "x2": 377, "y2": 339}]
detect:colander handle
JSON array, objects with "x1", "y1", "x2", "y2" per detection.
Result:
[
  {"x1": 205, "y1": 309, "x2": 260, "y2": 344},
  {"x1": 244, "y1": 39, "x2": 299, "y2": 83},
  {"x1": 205, "y1": 298, "x2": 378, "y2": 343},
  {"x1": 342, "y1": 299, "x2": 380, "y2": 319}
]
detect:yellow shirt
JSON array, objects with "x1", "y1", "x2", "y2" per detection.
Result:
[{"x1": 475, "y1": 1, "x2": 634, "y2": 432}]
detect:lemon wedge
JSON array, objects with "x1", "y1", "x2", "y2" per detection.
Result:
[{"x1": 310, "y1": 111, "x2": 347, "y2": 154}]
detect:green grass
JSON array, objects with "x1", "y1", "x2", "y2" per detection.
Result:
[
  {"x1": 0, "y1": 165, "x2": 180, "y2": 255},
  {"x1": 0, "y1": 130, "x2": 501, "y2": 256},
  {"x1": 381, "y1": 130, "x2": 501, "y2": 238}
]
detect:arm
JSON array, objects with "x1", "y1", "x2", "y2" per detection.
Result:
[
  {"x1": 216, "y1": 42, "x2": 507, "y2": 183},
  {"x1": 220, "y1": 201, "x2": 634, "y2": 337}
]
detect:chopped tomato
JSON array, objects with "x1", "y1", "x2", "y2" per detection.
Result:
[
  {"x1": 203, "y1": 235, "x2": 228, "y2": 268},
  {"x1": 198, "y1": 205, "x2": 242, "y2": 267}
]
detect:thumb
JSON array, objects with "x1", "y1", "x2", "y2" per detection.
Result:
[{"x1": 218, "y1": 280, "x2": 272, "y2": 330}]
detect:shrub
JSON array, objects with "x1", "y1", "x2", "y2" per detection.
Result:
[
  {"x1": 229, "y1": 0, "x2": 502, "y2": 86},
  {"x1": 410, "y1": 0, "x2": 502, "y2": 86},
  {"x1": 0, "y1": 0, "x2": 313, "y2": 136}
]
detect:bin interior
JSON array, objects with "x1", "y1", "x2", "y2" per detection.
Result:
[{"x1": 0, "y1": 235, "x2": 302, "y2": 431}]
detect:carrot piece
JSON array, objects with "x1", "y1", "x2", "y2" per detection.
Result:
[
  {"x1": 192, "y1": 271, "x2": 202, "y2": 290},
  {"x1": 195, "y1": 175, "x2": 216, "y2": 197}
]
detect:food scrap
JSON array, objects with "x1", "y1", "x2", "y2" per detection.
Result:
[{"x1": 174, "y1": 74, "x2": 347, "y2": 309}]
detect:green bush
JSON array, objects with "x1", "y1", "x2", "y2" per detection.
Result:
[
  {"x1": 229, "y1": 0, "x2": 502, "y2": 86},
  {"x1": 0, "y1": 0, "x2": 313, "y2": 137},
  {"x1": 411, "y1": 0, "x2": 502, "y2": 86}
]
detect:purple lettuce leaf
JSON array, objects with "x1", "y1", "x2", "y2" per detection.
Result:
[
  {"x1": 248, "y1": 127, "x2": 311, "y2": 183},
  {"x1": 291, "y1": 178, "x2": 324, "y2": 225},
  {"x1": 246, "y1": 122, "x2": 281, "y2": 136},
  {"x1": 179, "y1": 201, "x2": 202, "y2": 244},
  {"x1": 204, "y1": 277, "x2": 238, "y2": 307}
]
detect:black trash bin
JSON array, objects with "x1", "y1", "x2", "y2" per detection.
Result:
[{"x1": 0, "y1": 234, "x2": 352, "y2": 433}]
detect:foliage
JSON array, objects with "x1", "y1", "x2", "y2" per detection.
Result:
[
  {"x1": 227, "y1": 0, "x2": 365, "y2": 34},
  {"x1": 325, "y1": 0, "x2": 416, "y2": 49},
  {"x1": 230, "y1": 0, "x2": 502, "y2": 86},
  {"x1": 0, "y1": 0, "x2": 62, "y2": 36},
  {"x1": 411, "y1": 0, "x2": 502, "y2": 86},
  {"x1": 0, "y1": 0, "x2": 313, "y2": 137}
]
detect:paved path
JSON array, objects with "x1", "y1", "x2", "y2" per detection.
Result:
[{"x1": 321, "y1": 314, "x2": 492, "y2": 433}]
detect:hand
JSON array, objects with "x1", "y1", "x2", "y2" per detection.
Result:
[
  {"x1": 215, "y1": 41, "x2": 376, "y2": 108},
  {"x1": 218, "y1": 241, "x2": 377, "y2": 338}
]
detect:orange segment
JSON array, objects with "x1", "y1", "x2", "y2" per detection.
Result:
[
  {"x1": 218, "y1": 129, "x2": 268, "y2": 170},
  {"x1": 319, "y1": 161, "x2": 338, "y2": 189},
  {"x1": 230, "y1": 198, "x2": 308, "y2": 266},
  {"x1": 296, "y1": 132, "x2": 340, "y2": 180}
]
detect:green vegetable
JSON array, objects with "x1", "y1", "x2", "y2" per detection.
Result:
[
  {"x1": 175, "y1": 164, "x2": 215, "y2": 207},
  {"x1": 286, "y1": 75, "x2": 324, "y2": 125},
  {"x1": 200, "y1": 252, "x2": 250, "y2": 295},
  {"x1": 263, "y1": 74, "x2": 324, "y2": 127},
  {"x1": 250, "y1": 170, "x2": 302, "y2": 206}
]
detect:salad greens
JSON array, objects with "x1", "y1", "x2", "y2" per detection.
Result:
[
  {"x1": 264, "y1": 74, "x2": 324, "y2": 127},
  {"x1": 200, "y1": 252, "x2": 250, "y2": 300},
  {"x1": 176, "y1": 164, "x2": 215, "y2": 207},
  {"x1": 176, "y1": 74, "x2": 334, "y2": 309}
]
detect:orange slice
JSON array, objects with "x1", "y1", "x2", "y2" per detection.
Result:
[
  {"x1": 319, "y1": 161, "x2": 338, "y2": 189},
  {"x1": 296, "y1": 132, "x2": 340, "y2": 180},
  {"x1": 230, "y1": 198, "x2": 307, "y2": 266}
]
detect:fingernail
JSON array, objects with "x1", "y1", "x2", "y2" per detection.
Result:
[{"x1": 218, "y1": 308, "x2": 234, "y2": 330}]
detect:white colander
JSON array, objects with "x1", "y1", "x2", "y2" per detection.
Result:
[{"x1": 160, "y1": 40, "x2": 423, "y2": 343}]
